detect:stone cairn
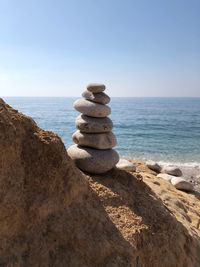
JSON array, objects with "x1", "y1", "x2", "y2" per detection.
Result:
[{"x1": 67, "y1": 83, "x2": 119, "y2": 174}]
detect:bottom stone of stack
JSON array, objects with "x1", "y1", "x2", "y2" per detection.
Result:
[{"x1": 67, "y1": 144, "x2": 119, "y2": 174}]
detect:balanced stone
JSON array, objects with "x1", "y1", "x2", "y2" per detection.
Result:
[
  {"x1": 74, "y1": 99, "x2": 111, "y2": 118},
  {"x1": 87, "y1": 83, "x2": 106, "y2": 93},
  {"x1": 67, "y1": 145, "x2": 119, "y2": 174},
  {"x1": 76, "y1": 114, "x2": 113, "y2": 133},
  {"x1": 72, "y1": 130, "x2": 117, "y2": 149},
  {"x1": 162, "y1": 166, "x2": 182, "y2": 177},
  {"x1": 171, "y1": 177, "x2": 194, "y2": 192},
  {"x1": 82, "y1": 90, "x2": 110, "y2": 105}
]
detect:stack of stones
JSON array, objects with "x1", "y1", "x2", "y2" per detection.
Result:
[{"x1": 67, "y1": 83, "x2": 119, "y2": 174}]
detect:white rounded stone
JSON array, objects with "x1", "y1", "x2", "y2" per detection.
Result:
[
  {"x1": 171, "y1": 177, "x2": 194, "y2": 192},
  {"x1": 67, "y1": 145, "x2": 119, "y2": 174},
  {"x1": 75, "y1": 114, "x2": 113, "y2": 133},
  {"x1": 157, "y1": 173, "x2": 174, "y2": 182},
  {"x1": 74, "y1": 99, "x2": 111, "y2": 118},
  {"x1": 87, "y1": 83, "x2": 106, "y2": 93},
  {"x1": 116, "y1": 159, "x2": 136, "y2": 172},
  {"x1": 72, "y1": 130, "x2": 117, "y2": 149}
]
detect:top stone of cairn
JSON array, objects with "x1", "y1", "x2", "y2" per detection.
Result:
[{"x1": 87, "y1": 83, "x2": 106, "y2": 93}]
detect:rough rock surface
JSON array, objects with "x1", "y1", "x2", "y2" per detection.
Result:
[
  {"x1": 0, "y1": 98, "x2": 200, "y2": 267},
  {"x1": 72, "y1": 130, "x2": 117, "y2": 149},
  {"x1": 76, "y1": 114, "x2": 113, "y2": 133},
  {"x1": 67, "y1": 144, "x2": 119, "y2": 174}
]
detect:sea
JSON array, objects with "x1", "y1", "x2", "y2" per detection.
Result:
[{"x1": 4, "y1": 97, "x2": 200, "y2": 179}]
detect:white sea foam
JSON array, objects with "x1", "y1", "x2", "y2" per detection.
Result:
[
  {"x1": 156, "y1": 161, "x2": 200, "y2": 168},
  {"x1": 122, "y1": 156, "x2": 200, "y2": 179},
  {"x1": 122, "y1": 156, "x2": 200, "y2": 168}
]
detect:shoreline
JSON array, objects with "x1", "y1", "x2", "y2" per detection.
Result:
[
  {"x1": 124, "y1": 158, "x2": 200, "y2": 192},
  {"x1": 123, "y1": 157, "x2": 200, "y2": 178}
]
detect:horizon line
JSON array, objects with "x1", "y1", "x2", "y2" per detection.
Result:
[{"x1": 1, "y1": 96, "x2": 200, "y2": 98}]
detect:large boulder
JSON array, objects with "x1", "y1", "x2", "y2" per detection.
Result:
[{"x1": 0, "y1": 98, "x2": 199, "y2": 267}]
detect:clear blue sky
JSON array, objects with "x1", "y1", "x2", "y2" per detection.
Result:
[{"x1": 0, "y1": 0, "x2": 200, "y2": 97}]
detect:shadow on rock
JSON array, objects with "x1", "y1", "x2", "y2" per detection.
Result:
[{"x1": 88, "y1": 168, "x2": 200, "y2": 267}]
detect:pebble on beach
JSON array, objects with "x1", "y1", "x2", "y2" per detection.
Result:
[
  {"x1": 157, "y1": 173, "x2": 174, "y2": 182},
  {"x1": 146, "y1": 160, "x2": 162, "y2": 173},
  {"x1": 116, "y1": 158, "x2": 136, "y2": 172},
  {"x1": 162, "y1": 166, "x2": 183, "y2": 177},
  {"x1": 171, "y1": 177, "x2": 194, "y2": 192}
]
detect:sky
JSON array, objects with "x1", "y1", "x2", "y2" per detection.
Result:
[{"x1": 0, "y1": 0, "x2": 200, "y2": 97}]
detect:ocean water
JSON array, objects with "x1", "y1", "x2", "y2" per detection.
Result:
[{"x1": 4, "y1": 97, "x2": 200, "y2": 168}]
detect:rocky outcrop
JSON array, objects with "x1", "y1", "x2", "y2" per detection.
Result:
[{"x1": 0, "y1": 98, "x2": 200, "y2": 267}]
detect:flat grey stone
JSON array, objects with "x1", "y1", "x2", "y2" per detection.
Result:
[
  {"x1": 67, "y1": 145, "x2": 119, "y2": 174},
  {"x1": 74, "y1": 99, "x2": 111, "y2": 118},
  {"x1": 146, "y1": 160, "x2": 161, "y2": 173},
  {"x1": 157, "y1": 173, "x2": 174, "y2": 182},
  {"x1": 72, "y1": 130, "x2": 117, "y2": 149},
  {"x1": 87, "y1": 83, "x2": 106, "y2": 93},
  {"x1": 162, "y1": 166, "x2": 182, "y2": 177},
  {"x1": 171, "y1": 177, "x2": 194, "y2": 192},
  {"x1": 76, "y1": 114, "x2": 113, "y2": 133},
  {"x1": 82, "y1": 90, "x2": 110, "y2": 105},
  {"x1": 116, "y1": 159, "x2": 136, "y2": 172}
]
